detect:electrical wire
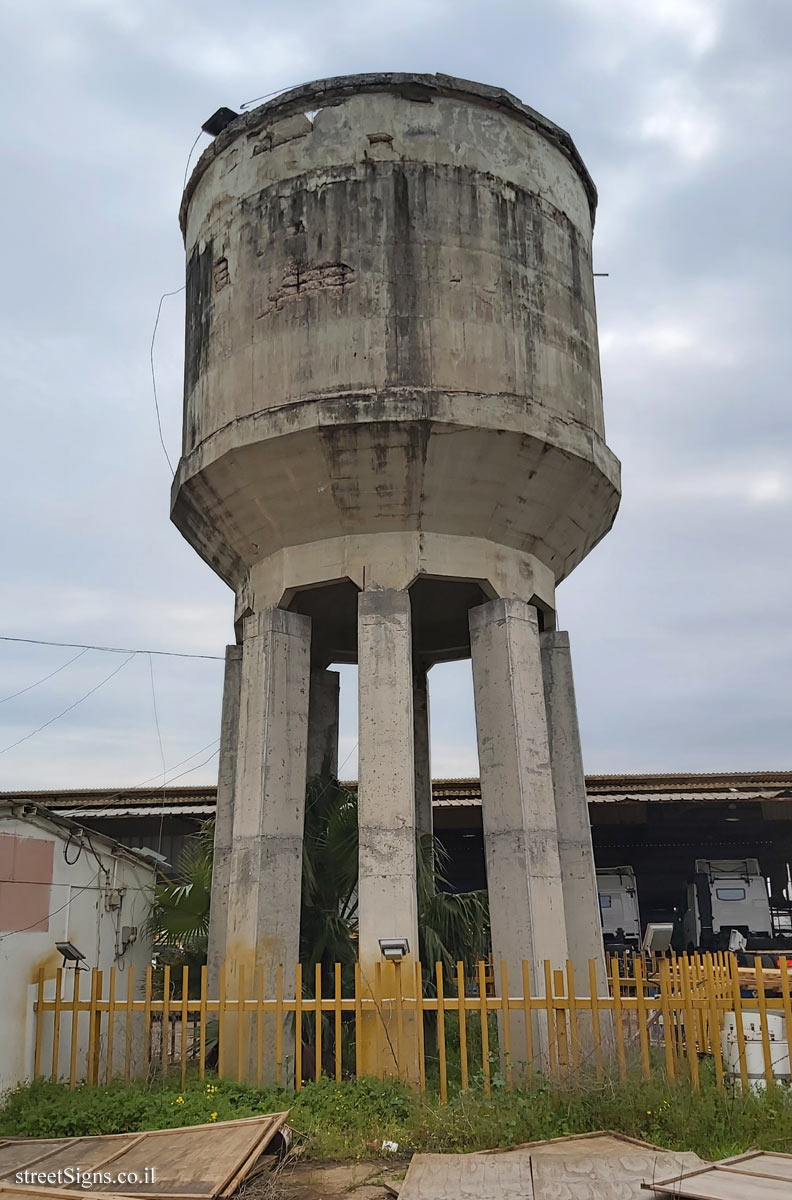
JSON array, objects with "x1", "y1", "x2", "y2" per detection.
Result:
[
  {"x1": 0, "y1": 635, "x2": 223, "y2": 660},
  {"x1": 0, "y1": 653, "x2": 136, "y2": 755},
  {"x1": 149, "y1": 286, "x2": 185, "y2": 475},
  {"x1": 0, "y1": 871, "x2": 100, "y2": 942},
  {"x1": 182, "y1": 129, "x2": 204, "y2": 192},
  {"x1": 0, "y1": 647, "x2": 89, "y2": 705},
  {"x1": 239, "y1": 82, "x2": 300, "y2": 110}
]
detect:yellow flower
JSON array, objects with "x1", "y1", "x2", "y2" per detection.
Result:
[{"x1": 210, "y1": 1112, "x2": 218, "y2": 1122}]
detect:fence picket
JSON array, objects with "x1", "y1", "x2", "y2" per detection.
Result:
[
  {"x1": 435, "y1": 962, "x2": 447, "y2": 1105},
  {"x1": 315, "y1": 962, "x2": 322, "y2": 1085},
  {"x1": 478, "y1": 959, "x2": 490, "y2": 1097},
  {"x1": 522, "y1": 961, "x2": 534, "y2": 1080},
  {"x1": 415, "y1": 961, "x2": 426, "y2": 1092},
  {"x1": 33, "y1": 951, "x2": 778, "y2": 1093},
  {"x1": 106, "y1": 966, "x2": 116, "y2": 1085},
  {"x1": 51, "y1": 966, "x2": 63, "y2": 1083},
  {"x1": 34, "y1": 967, "x2": 44, "y2": 1080},
  {"x1": 500, "y1": 960, "x2": 512, "y2": 1089},
  {"x1": 124, "y1": 964, "x2": 134, "y2": 1082},
  {"x1": 754, "y1": 954, "x2": 775, "y2": 1089},
  {"x1": 334, "y1": 962, "x2": 342, "y2": 1083},
  {"x1": 68, "y1": 967, "x2": 80, "y2": 1090},
  {"x1": 456, "y1": 961, "x2": 468, "y2": 1091}
]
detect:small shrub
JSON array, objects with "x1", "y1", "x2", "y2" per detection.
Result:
[{"x1": 4, "y1": 1071, "x2": 792, "y2": 1161}]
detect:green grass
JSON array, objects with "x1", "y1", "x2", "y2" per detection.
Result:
[{"x1": 3, "y1": 1069, "x2": 792, "y2": 1161}]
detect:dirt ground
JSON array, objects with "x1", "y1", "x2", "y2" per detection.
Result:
[{"x1": 243, "y1": 1157, "x2": 409, "y2": 1200}]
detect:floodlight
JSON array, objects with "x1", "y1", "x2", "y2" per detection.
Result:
[
  {"x1": 379, "y1": 938, "x2": 410, "y2": 961},
  {"x1": 55, "y1": 941, "x2": 85, "y2": 964}
]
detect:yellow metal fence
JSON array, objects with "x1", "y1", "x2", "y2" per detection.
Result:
[{"x1": 32, "y1": 953, "x2": 791, "y2": 1097}]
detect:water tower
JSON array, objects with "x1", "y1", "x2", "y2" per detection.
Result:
[{"x1": 173, "y1": 73, "x2": 620, "y2": 1077}]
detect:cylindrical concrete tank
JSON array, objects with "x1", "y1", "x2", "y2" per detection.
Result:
[{"x1": 173, "y1": 72, "x2": 620, "y2": 608}]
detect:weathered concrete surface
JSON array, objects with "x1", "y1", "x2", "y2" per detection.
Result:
[
  {"x1": 413, "y1": 666, "x2": 433, "y2": 838},
  {"x1": 172, "y1": 73, "x2": 620, "y2": 599},
  {"x1": 173, "y1": 74, "x2": 623, "y2": 1086},
  {"x1": 357, "y1": 589, "x2": 419, "y2": 1078},
  {"x1": 541, "y1": 631, "x2": 608, "y2": 996},
  {"x1": 307, "y1": 667, "x2": 340, "y2": 780},
  {"x1": 222, "y1": 607, "x2": 311, "y2": 1081},
  {"x1": 470, "y1": 597, "x2": 568, "y2": 1070},
  {"x1": 207, "y1": 644, "x2": 242, "y2": 993}
]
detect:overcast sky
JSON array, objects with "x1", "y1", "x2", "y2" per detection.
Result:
[{"x1": 1, "y1": 0, "x2": 790, "y2": 791}]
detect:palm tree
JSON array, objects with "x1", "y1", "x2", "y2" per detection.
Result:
[{"x1": 146, "y1": 768, "x2": 489, "y2": 990}]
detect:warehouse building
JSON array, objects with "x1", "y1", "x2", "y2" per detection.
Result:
[{"x1": 3, "y1": 772, "x2": 792, "y2": 937}]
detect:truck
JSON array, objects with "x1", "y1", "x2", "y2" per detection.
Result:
[
  {"x1": 681, "y1": 858, "x2": 781, "y2": 952},
  {"x1": 596, "y1": 866, "x2": 642, "y2": 951}
]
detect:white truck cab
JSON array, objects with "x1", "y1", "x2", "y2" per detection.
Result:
[
  {"x1": 682, "y1": 858, "x2": 772, "y2": 951},
  {"x1": 596, "y1": 866, "x2": 641, "y2": 951}
]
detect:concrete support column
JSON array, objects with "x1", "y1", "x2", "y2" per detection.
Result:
[
  {"x1": 541, "y1": 631, "x2": 608, "y2": 997},
  {"x1": 307, "y1": 667, "x2": 340, "y2": 781},
  {"x1": 207, "y1": 644, "x2": 242, "y2": 994},
  {"x1": 224, "y1": 606, "x2": 311, "y2": 1081},
  {"x1": 413, "y1": 665, "x2": 433, "y2": 839},
  {"x1": 469, "y1": 597, "x2": 568, "y2": 1072},
  {"x1": 357, "y1": 589, "x2": 420, "y2": 1079}
]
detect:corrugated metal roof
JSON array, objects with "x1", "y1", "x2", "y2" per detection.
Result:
[{"x1": 2, "y1": 772, "x2": 791, "y2": 816}]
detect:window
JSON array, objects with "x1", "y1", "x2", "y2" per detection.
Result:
[
  {"x1": 599, "y1": 895, "x2": 613, "y2": 909},
  {"x1": 715, "y1": 887, "x2": 746, "y2": 901}
]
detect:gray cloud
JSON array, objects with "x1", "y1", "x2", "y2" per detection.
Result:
[{"x1": 1, "y1": 0, "x2": 790, "y2": 788}]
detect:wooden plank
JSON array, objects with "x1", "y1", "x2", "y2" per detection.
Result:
[
  {"x1": 456, "y1": 962, "x2": 468, "y2": 1092},
  {"x1": 653, "y1": 1165, "x2": 792, "y2": 1198},
  {"x1": 334, "y1": 962, "x2": 342, "y2": 1083},
  {"x1": 33, "y1": 968, "x2": 45, "y2": 1080},
  {"x1": 161, "y1": 966, "x2": 170, "y2": 1079},
  {"x1": 106, "y1": 968, "x2": 117, "y2": 1086},
  {"x1": 180, "y1": 967, "x2": 189, "y2": 1093},
  {"x1": 500, "y1": 960, "x2": 512, "y2": 1088},
  {"x1": 477, "y1": 960, "x2": 490, "y2": 1097},
  {"x1": 435, "y1": 963, "x2": 447, "y2": 1105},
  {"x1": 522, "y1": 961, "x2": 534, "y2": 1079},
  {"x1": 51, "y1": 968, "x2": 63, "y2": 1084},
  {"x1": 399, "y1": 1152, "x2": 533, "y2": 1199},
  {"x1": 415, "y1": 961, "x2": 425, "y2": 1093},
  {"x1": 68, "y1": 970, "x2": 80, "y2": 1090},
  {"x1": 198, "y1": 966, "x2": 207, "y2": 1083},
  {"x1": 124, "y1": 965, "x2": 134, "y2": 1083}
]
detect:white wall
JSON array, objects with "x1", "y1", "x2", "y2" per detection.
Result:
[{"x1": 0, "y1": 811, "x2": 156, "y2": 1094}]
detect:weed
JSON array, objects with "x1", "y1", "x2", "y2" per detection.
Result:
[{"x1": 3, "y1": 1069, "x2": 792, "y2": 1161}]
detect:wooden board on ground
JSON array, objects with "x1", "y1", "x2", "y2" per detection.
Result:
[
  {"x1": 652, "y1": 1150, "x2": 792, "y2": 1198},
  {"x1": 0, "y1": 1114, "x2": 288, "y2": 1200},
  {"x1": 399, "y1": 1153, "x2": 534, "y2": 1199},
  {"x1": 529, "y1": 1137, "x2": 704, "y2": 1199},
  {"x1": 400, "y1": 1135, "x2": 706, "y2": 1200}
]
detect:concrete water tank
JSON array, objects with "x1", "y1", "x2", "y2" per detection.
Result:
[{"x1": 173, "y1": 73, "x2": 621, "y2": 1081}]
